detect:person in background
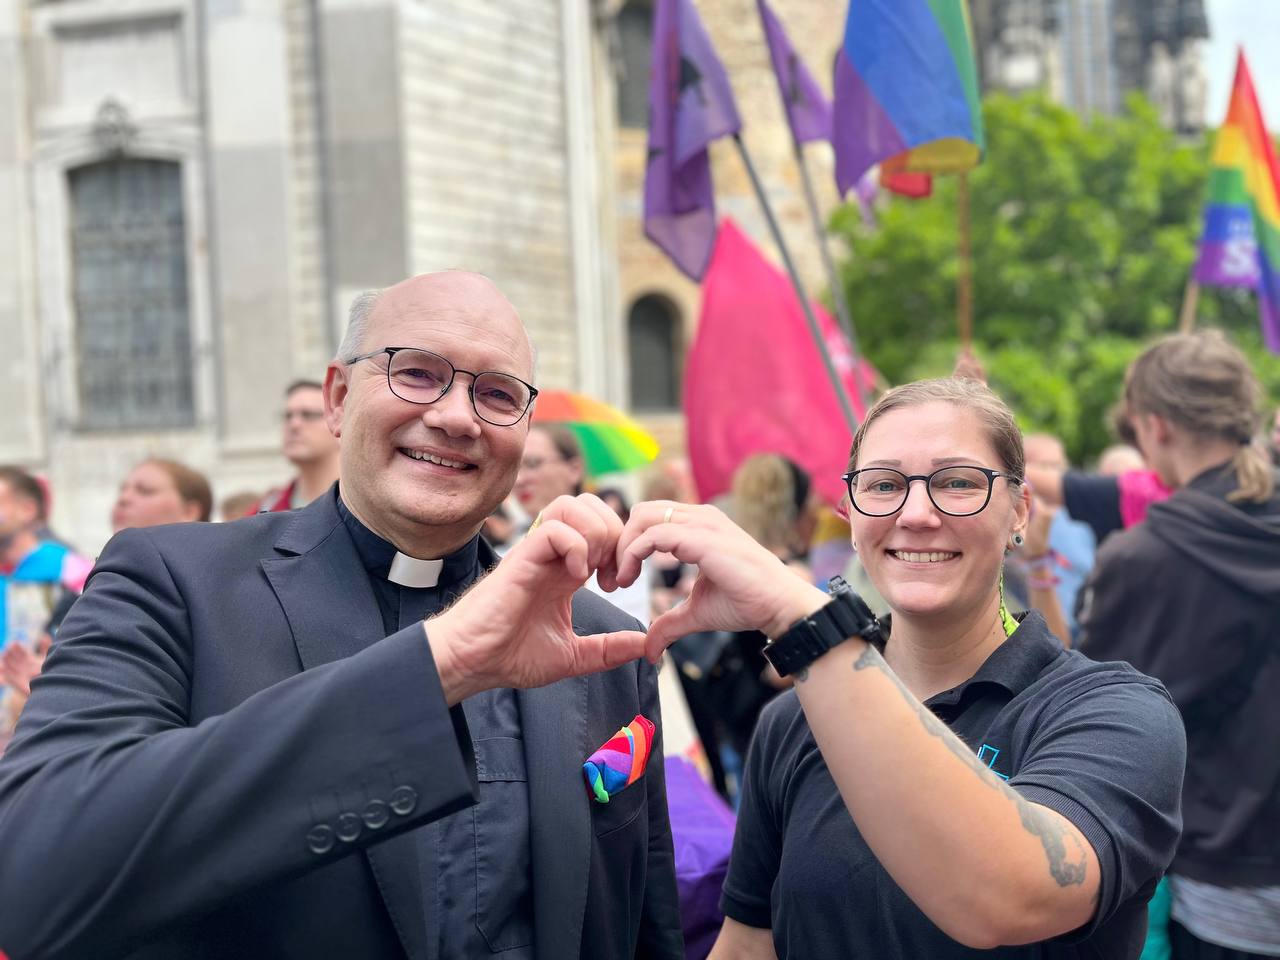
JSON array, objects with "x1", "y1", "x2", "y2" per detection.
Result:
[
  {"x1": 512, "y1": 423, "x2": 584, "y2": 523},
  {"x1": 111, "y1": 459, "x2": 213, "y2": 529},
  {"x1": 0, "y1": 467, "x2": 92, "y2": 741},
  {"x1": 1026, "y1": 413, "x2": 1172, "y2": 543},
  {"x1": 481, "y1": 501, "x2": 518, "y2": 554},
  {"x1": 1, "y1": 459, "x2": 215, "y2": 730},
  {"x1": 687, "y1": 455, "x2": 815, "y2": 801},
  {"x1": 596, "y1": 487, "x2": 632, "y2": 525},
  {"x1": 1097, "y1": 444, "x2": 1146, "y2": 477},
  {"x1": 1077, "y1": 331, "x2": 1280, "y2": 960},
  {"x1": 1016, "y1": 434, "x2": 1096, "y2": 643},
  {"x1": 617, "y1": 376, "x2": 1185, "y2": 958},
  {"x1": 248, "y1": 380, "x2": 341, "y2": 513},
  {"x1": 219, "y1": 491, "x2": 261, "y2": 522},
  {"x1": 513, "y1": 427, "x2": 650, "y2": 620}
]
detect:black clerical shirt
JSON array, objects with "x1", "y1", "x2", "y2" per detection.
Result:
[{"x1": 338, "y1": 498, "x2": 533, "y2": 959}]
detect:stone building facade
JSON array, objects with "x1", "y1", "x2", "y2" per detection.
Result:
[
  {"x1": 0, "y1": 0, "x2": 839, "y2": 551},
  {"x1": 971, "y1": 0, "x2": 1210, "y2": 132}
]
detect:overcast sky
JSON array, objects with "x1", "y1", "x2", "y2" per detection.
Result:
[{"x1": 1204, "y1": 0, "x2": 1280, "y2": 126}]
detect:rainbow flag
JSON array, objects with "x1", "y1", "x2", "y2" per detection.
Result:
[
  {"x1": 1193, "y1": 50, "x2": 1280, "y2": 352},
  {"x1": 832, "y1": 0, "x2": 984, "y2": 197}
]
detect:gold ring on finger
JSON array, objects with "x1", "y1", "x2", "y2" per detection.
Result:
[{"x1": 662, "y1": 506, "x2": 674, "y2": 524}]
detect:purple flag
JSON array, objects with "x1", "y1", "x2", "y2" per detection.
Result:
[
  {"x1": 757, "y1": 0, "x2": 832, "y2": 144},
  {"x1": 644, "y1": 0, "x2": 742, "y2": 281}
]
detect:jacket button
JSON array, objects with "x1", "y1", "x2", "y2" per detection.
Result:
[
  {"x1": 363, "y1": 799, "x2": 390, "y2": 830},
  {"x1": 306, "y1": 824, "x2": 335, "y2": 855},
  {"x1": 389, "y1": 785, "x2": 418, "y2": 816},
  {"x1": 336, "y1": 812, "x2": 362, "y2": 843}
]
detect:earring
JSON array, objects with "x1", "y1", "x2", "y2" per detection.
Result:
[{"x1": 1011, "y1": 533, "x2": 1025, "y2": 548}]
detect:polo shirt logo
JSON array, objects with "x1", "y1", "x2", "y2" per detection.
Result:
[{"x1": 977, "y1": 744, "x2": 1010, "y2": 781}]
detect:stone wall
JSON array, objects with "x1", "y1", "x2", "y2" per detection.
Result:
[{"x1": 399, "y1": 0, "x2": 578, "y2": 389}]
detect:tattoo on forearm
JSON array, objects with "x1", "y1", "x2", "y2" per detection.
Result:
[
  {"x1": 851, "y1": 643, "x2": 1088, "y2": 888},
  {"x1": 793, "y1": 666, "x2": 809, "y2": 683},
  {"x1": 1014, "y1": 797, "x2": 1088, "y2": 886}
]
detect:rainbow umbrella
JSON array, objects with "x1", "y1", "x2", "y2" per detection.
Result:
[{"x1": 532, "y1": 390, "x2": 660, "y2": 476}]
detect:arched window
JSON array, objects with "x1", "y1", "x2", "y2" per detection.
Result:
[
  {"x1": 68, "y1": 157, "x2": 194, "y2": 429},
  {"x1": 616, "y1": 0, "x2": 652, "y2": 129},
  {"x1": 628, "y1": 294, "x2": 681, "y2": 410}
]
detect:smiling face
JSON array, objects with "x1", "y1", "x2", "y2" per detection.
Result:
[
  {"x1": 850, "y1": 402, "x2": 1028, "y2": 627},
  {"x1": 325, "y1": 273, "x2": 535, "y2": 555},
  {"x1": 111, "y1": 461, "x2": 202, "y2": 532}
]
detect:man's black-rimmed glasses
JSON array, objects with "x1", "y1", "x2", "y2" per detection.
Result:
[
  {"x1": 346, "y1": 347, "x2": 538, "y2": 427},
  {"x1": 842, "y1": 465, "x2": 1023, "y2": 518}
]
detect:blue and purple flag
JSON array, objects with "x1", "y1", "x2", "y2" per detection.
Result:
[
  {"x1": 643, "y1": 0, "x2": 741, "y2": 280},
  {"x1": 758, "y1": 0, "x2": 831, "y2": 145},
  {"x1": 832, "y1": 0, "x2": 984, "y2": 197}
]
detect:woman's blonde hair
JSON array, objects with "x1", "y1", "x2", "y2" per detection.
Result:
[
  {"x1": 847, "y1": 377, "x2": 1026, "y2": 481},
  {"x1": 1124, "y1": 330, "x2": 1273, "y2": 504},
  {"x1": 730, "y1": 454, "x2": 811, "y2": 553}
]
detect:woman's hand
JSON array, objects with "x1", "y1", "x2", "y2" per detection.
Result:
[{"x1": 615, "y1": 501, "x2": 828, "y2": 660}]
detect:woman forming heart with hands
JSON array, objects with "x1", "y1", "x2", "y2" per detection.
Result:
[{"x1": 614, "y1": 376, "x2": 1184, "y2": 960}]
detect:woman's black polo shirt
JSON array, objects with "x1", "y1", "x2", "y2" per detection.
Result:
[{"x1": 720, "y1": 612, "x2": 1186, "y2": 959}]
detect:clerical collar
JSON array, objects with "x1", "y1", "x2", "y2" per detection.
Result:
[{"x1": 336, "y1": 494, "x2": 480, "y2": 589}]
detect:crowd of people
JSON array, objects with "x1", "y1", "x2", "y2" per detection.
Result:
[{"x1": 0, "y1": 272, "x2": 1276, "y2": 960}]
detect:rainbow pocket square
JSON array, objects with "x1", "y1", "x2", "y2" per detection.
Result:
[{"x1": 583, "y1": 714, "x2": 655, "y2": 803}]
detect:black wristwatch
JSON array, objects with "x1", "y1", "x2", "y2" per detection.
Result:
[{"x1": 762, "y1": 577, "x2": 882, "y2": 678}]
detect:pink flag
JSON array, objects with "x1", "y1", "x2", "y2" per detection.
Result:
[{"x1": 684, "y1": 219, "x2": 874, "y2": 506}]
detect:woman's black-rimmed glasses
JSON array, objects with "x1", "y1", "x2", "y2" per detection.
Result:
[
  {"x1": 346, "y1": 347, "x2": 538, "y2": 427},
  {"x1": 841, "y1": 466, "x2": 1023, "y2": 518}
]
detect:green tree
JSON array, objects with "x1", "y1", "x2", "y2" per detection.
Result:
[{"x1": 831, "y1": 92, "x2": 1280, "y2": 464}]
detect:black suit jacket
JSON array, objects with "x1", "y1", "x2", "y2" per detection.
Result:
[{"x1": 0, "y1": 495, "x2": 683, "y2": 960}]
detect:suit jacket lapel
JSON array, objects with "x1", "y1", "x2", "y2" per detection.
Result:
[
  {"x1": 261, "y1": 496, "x2": 431, "y2": 960},
  {"x1": 519, "y1": 677, "x2": 591, "y2": 960}
]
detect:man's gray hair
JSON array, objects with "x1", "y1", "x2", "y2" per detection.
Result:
[{"x1": 336, "y1": 289, "x2": 382, "y2": 362}]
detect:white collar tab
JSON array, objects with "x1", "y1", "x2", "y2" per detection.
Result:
[{"x1": 387, "y1": 552, "x2": 444, "y2": 588}]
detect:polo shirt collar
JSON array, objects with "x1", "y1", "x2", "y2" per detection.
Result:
[
  {"x1": 914, "y1": 611, "x2": 1065, "y2": 708},
  {"x1": 336, "y1": 493, "x2": 480, "y2": 589}
]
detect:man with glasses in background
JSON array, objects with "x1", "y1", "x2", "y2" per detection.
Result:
[
  {"x1": 247, "y1": 379, "x2": 342, "y2": 514},
  {"x1": 0, "y1": 272, "x2": 683, "y2": 960}
]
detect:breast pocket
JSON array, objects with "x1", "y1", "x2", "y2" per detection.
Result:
[
  {"x1": 474, "y1": 737, "x2": 534, "y2": 953},
  {"x1": 590, "y1": 773, "x2": 649, "y2": 839}
]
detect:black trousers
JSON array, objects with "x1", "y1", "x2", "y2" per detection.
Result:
[{"x1": 1171, "y1": 920, "x2": 1278, "y2": 960}]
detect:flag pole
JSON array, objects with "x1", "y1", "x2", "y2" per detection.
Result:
[
  {"x1": 733, "y1": 132, "x2": 860, "y2": 433},
  {"x1": 956, "y1": 171, "x2": 973, "y2": 348},
  {"x1": 792, "y1": 139, "x2": 869, "y2": 413},
  {"x1": 1178, "y1": 278, "x2": 1200, "y2": 333}
]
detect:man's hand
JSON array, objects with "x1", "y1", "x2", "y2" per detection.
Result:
[{"x1": 425, "y1": 494, "x2": 647, "y2": 704}]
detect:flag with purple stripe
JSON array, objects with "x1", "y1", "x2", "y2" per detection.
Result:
[
  {"x1": 832, "y1": 0, "x2": 984, "y2": 197},
  {"x1": 643, "y1": 0, "x2": 742, "y2": 280},
  {"x1": 1193, "y1": 51, "x2": 1280, "y2": 350},
  {"x1": 758, "y1": 0, "x2": 831, "y2": 145}
]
